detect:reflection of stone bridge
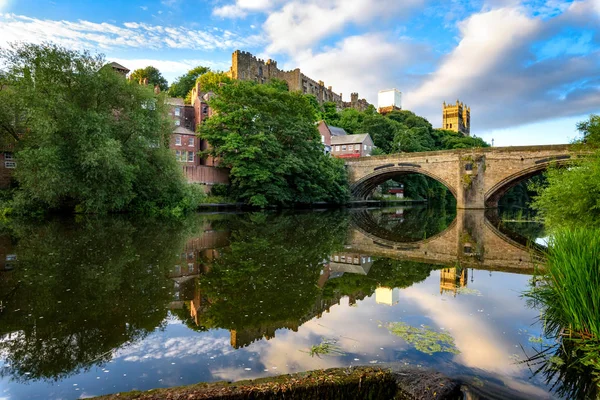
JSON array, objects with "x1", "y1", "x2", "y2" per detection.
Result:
[
  {"x1": 347, "y1": 145, "x2": 577, "y2": 209},
  {"x1": 348, "y1": 209, "x2": 542, "y2": 273}
]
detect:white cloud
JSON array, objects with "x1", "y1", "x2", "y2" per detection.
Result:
[
  {"x1": 0, "y1": 13, "x2": 263, "y2": 52},
  {"x1": 0, "y1": 0, "x2": 9, "y2": 12},
  {"x1": 110, "y1": 58, "x2": 230, "y2": 83},
  {"x1": 289, "y1": 33, "x2": 430, "y2": 104},
  {"x1": 140, "y1": 5, "x2": 148, "y2": 11},
  {"x1": 264, "y1": 0, "x2": 423, "y2": 54},
  {"x1": 404, "y1": 3, "x2": 600, "y2": 131},
  {"x1": 213, "y1": 0, "x2": 279, "y2": 19}
]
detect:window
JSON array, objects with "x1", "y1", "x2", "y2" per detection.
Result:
[
  {"x1": 187, "y1": 151, "x2": 194, "y2": 162},
  {"x1": 465, "y1": 163, "x2": 473, "y2": 171},
  {"x1": 342, "y1": 145, "x2": 347, "y2": 151},
  {"x1": 188, "y1": 137, "x2": 194, "y2": 146},
  {"x1": 321, "y1": 135, "x2": 325, "y2": 143},
  {"x1": 175, "y1": 135, "x2": 182, "y2": 145},
  {"x1": 348, "y1": 145, "x2": 353, "y2": 151},
  {"x1": 4, "y1": 153, "x2": 13, "y2": 160},
  {"x1": 363, "y1": 144, "x2": 367, "y2": 151},
  {"x1": 175, "y1": 150, "x2": 181, "y2": 161},
  {"x1": 175, "y1": 119, "x2": 181, "y2": 126},
  {"x1": 174, "y1": 107, "x2": 181, "y2": 116},
  {"x1": 335, "y1": 145, "x2": 340, "y2": 152},
  {"x1": 5, "y1": 161, "x2": 16, "y2": 169}
]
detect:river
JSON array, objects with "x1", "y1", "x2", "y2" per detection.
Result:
[{"x1": 0, "y1": 206, "x2": 561, "y2": 399}]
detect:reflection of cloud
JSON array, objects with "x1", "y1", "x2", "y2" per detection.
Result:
[{"x1": 115, "y1": 331, "x2": 233, "y2": 363}]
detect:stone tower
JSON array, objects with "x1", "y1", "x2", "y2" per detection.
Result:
[{"x1": 442, "y1": 100, "x2": 470, "y2": 136}]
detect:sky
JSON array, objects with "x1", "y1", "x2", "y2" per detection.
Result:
[{"x1": 0, "y1": 0, "x2": 598, "y2": 146}]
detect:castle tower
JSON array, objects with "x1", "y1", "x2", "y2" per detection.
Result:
[{"x1": 442, "y1": 100, "x2": 470, "y2": 136}]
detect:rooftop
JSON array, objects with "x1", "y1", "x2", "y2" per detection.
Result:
[{"x1": 331, "y1": 133, "x2": 371, "y2": 145}]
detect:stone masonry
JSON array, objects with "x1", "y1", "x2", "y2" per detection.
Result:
[
  {"x1": 226, "y1": 50, "x2": 371, "y2": 110},
  {"x1": 346, "y1": 144, "x2": 576, "y2": 209}
]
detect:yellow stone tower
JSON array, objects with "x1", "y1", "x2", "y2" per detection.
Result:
[{"x1": 442, "y1": 100, "x2": 470, "y2": 136}]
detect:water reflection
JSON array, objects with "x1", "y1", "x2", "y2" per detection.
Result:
[{"x1": 0, "y1": 208, "x2": 567, "y2": 399}]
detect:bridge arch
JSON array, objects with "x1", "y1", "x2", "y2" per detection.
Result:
[
  {"x1": 350, "y1": 166, "x2": 457, "y2": 200},
  {"x1": 484, "y1": 158, "x2": 571, "y2": 208}
]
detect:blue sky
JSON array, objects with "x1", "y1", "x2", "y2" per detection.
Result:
[{"x1": 0, "y1": 0, "x2": 598, "y2": 146}]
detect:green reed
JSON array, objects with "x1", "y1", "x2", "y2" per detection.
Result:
[{"x1": 528, "y1": 228, "x2": 600, "y2": 341}]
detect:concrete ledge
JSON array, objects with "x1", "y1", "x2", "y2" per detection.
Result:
[{"x1": 92, "y1": 367, "x2": 462, "y2": 400}]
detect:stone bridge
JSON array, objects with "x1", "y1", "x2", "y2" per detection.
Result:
[
  {"x1": 346, "y1": 144, "x2": 577, "y2": 209},
  {"x1": 347, "y1": 209, "x2": 543, "y2": 273}
]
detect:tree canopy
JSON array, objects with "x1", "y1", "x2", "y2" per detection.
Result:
[
  {"x1": 199, "y1": 81, "x2": 349, "y2": 206},
  {"x1": 532, "y1": 115, "x2": 600, "y2": 228},
  {"x1": 0, "y1": 43, "x2": 202, "y2": 215},
  {"x1": 130, "y1": 65, "x2": 169, "y2": 91},
  {"x1": 168, "y1": 65, "x2": 209, "y2": 100}
]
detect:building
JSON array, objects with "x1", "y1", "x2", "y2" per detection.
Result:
[
  {"x1": 107, "y1": 61, "x2": 130, "y2": 76},
  {"x1": 375, "y1": 287, "x2": 400, "y2": 306},
  {"x1": 388, "y1": 185, "x2": 404, "y2": 198},
  {"x1": 377, "y1": 89, "x2": 402, "y2": 114},
  {"x1": 317, "y1": 121, "x2": 350, "y2": 154},
  {"x1": 226, "y1": 50, "x2": 371, "y2": 110},
  {"x1": 442, "y1": 100, "x2": 470, "y2": 136},
  {"x1": 167, "y1": 98, "x2": 201, "y2": 166},
  {"x1": 331, "y1": 134, "x2": 374, "y2": 158}
]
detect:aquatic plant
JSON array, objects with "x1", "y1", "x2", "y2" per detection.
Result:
[
  {"x1": 303, "y1": 339, "x2": 346, "y2": 358},
  {"x1": 386, "y1": 322, "x2": 460, "y2": 355},
  {"x1": 527, "y1": 228, "x2": 600, "y2": 341},
  {"x1": 524, "y1": 227, "x2": 600, "y2": 397}
]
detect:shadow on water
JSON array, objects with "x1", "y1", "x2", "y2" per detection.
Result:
[{"x1": 0, "y1": 207, "x2": 589, "y2": 399}]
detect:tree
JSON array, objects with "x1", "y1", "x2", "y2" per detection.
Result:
[
  {"x1": 195, "y1": 71, "x2": 233, "y2": 93},
  {"x1": 167, "y1": 65, "x2": 209, "y2": 100},
  {"x1": 0, "y1": 43, "x2": 202, "y2": 215},
  {"x1": 199, "y1": 81, "x2": 349, "y2": 206},
  {"x1": 532, "y1": 115, "x2": 600, "y2": 228},
  {"x1": 130, "y1": 65, "x2": 168, "y2": 91}
]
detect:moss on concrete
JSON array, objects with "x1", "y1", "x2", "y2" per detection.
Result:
[{"x1": 92, "y1": 367, "x2": 462, "y2": 400}]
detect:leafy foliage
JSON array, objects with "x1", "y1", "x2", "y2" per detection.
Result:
[
  {"x1": 200, "y1": 81, "x2": 349, "y2": 206},
  {"x1": 129, "y1": 65, "x2": 168, "y2": 91},
  {"x1": 532, "y1": 115, "x2": 600, "y2": 228},
  {"x1": 0, "y1": 43, "x2": 201, "y2": 215},
  {"x1": 167, "y1": 65, "x2": 209, "y2": 100},
  {"x1": 196, "y1": 71, "x2": 233, "y2": 93}
]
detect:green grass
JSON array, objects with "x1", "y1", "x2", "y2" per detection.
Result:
[{"x1": 528, "y1": 228, "x2": 600, "y2": 341}]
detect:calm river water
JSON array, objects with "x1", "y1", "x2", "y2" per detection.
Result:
[{"x1": 0, "y1": 206, "x2": 561, "y2": 399}]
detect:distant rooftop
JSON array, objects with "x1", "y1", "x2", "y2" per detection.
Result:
[
  {"x1": 329, "y1": 126, "x2": 348, "y2": 137},
  {"x1": 107, "y1": 62, "x2": 130, "y2": 73}
]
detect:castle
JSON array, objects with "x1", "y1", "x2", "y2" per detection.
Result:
[
  {"x1": 226, "y1": 50, "x2": 371, "y2": 111},
  {"x1": 442, "y1": 100, "x2": 470, "y2": 136}
]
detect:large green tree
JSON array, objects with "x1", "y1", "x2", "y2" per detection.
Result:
[
  {"x1": 167, "y1": 65, "x2": 209, "y2": 100},
  {"x1": 0, "y1": 43, "x2": 201, "y2": 215},
  {"x1": 130, "y1": 65, "x2": 168, "y2": 91},
  {"x1": 532, "y1": 115, "x2": 600, "y2": 228},
  {"x1": 199, "y1": 81, "x2": 349, "y2": 206}
]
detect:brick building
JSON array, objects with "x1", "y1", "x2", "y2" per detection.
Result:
[
  {"x1": 226, "y1": 50, "x2": 371, "y2": 110},
  {"x1": 317, "y1": 121, "x2": 349, "y2": 154},
  {"x1": 331, "y1": 134, "x2": 374, "y2": 158}
]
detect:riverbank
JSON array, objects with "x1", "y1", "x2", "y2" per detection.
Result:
[
  {"x1": 92, "y1": 367, "x2": 461, "y2": 400},
  {"x1": 195, "y1": 199, "x2": 427, "y2": 211}
]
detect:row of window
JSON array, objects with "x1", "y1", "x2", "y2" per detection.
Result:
[
  {"x1": 175, "y1": 136, "x2": 195, "y2": 146},
  {"x1": 332, "y1": 144, "x2": 371, "y2": 152},
  {"x1": 4, "y1": 153, "x2": 15, "y2": 169},
  {"x1": 175, "y1": 150, "x2": 195, "y2": 162}
]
